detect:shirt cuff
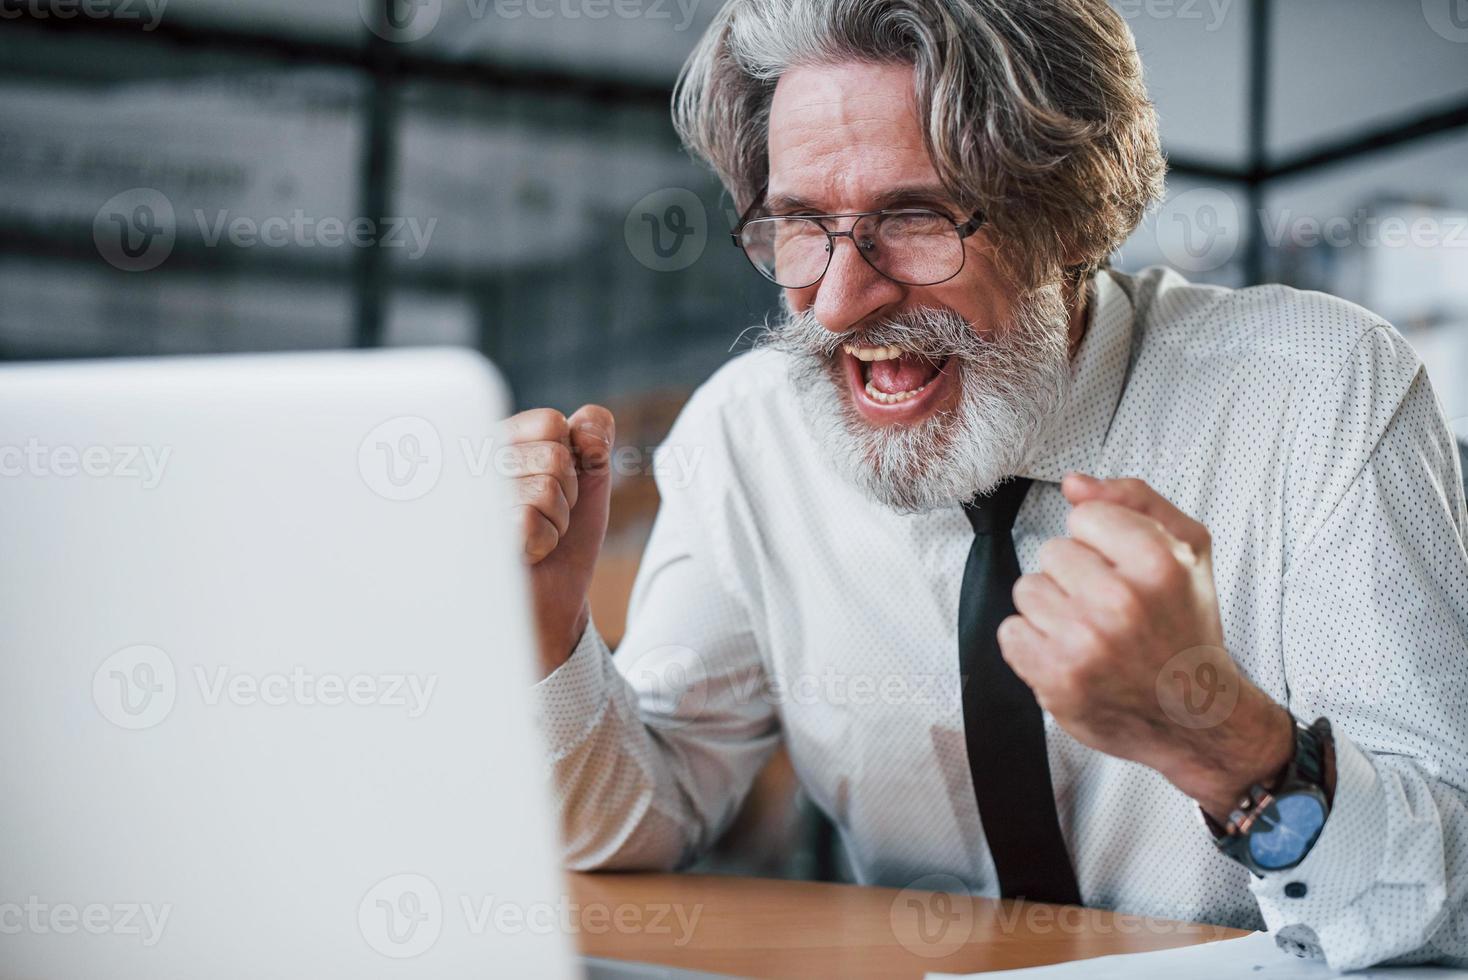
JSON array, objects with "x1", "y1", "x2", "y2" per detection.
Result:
[
  {"x1": 1249, "y1": 733, "x2": 1388, "y2": 969},
  {"x1": 528, "y1": 620, "x2": 613, "y2": 757}
]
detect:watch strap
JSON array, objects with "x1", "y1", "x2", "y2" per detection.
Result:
[{"x1": 1206, "y1": 716, "x2": 1333, "y2": 873}]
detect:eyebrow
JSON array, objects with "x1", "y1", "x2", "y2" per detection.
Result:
[{"x1": 763, "y1": 184, "x2": 958, "y2": 215}]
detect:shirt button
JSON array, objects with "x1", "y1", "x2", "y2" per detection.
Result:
[{"x1": 1284, "y1": 882, "x2": 1308, "y2": 899}]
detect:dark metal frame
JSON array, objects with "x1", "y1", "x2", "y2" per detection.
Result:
[
  {"x1": 731, "y1": 195, "x2": 987, "y2": 289},
  {"x1": 1165, "y1": 0, "x2": 1468, "y2": 285},
  {"x1": 6, "y1": 0, "x2": 1468, "y2": 348}
]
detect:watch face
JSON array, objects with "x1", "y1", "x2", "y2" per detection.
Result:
[{"x1": 1248, "y1": 793, "x2": 1328, "y2": 871}]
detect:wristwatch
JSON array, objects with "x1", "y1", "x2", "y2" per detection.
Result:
[{"x1": 1204, "y1": 716, "x2": 1334, "y2": 876}]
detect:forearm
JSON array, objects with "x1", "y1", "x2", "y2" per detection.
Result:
[
  {"x1": 531, "y1": 621, "x2": 707, "y2": 870},
  {"x1": 1162, "y1": 680, "x2": 1298, "y2": 823}
]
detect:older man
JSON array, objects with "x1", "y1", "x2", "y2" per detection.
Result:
[{"x1": 502, "y1": 0, "x2": 1468, "y2": 969}]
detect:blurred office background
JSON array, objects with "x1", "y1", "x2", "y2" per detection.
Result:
[{"x1": 3, "y1": 0, "x2": 1466, "y2": 878}]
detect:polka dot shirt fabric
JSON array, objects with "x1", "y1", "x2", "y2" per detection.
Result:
[{"x1": 531, "y1": 267, "x2": 1468, "y2": 970}]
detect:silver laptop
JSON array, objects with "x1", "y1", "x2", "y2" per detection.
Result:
[{"x1": 0, "y1": 349, "x2": 585, "y2": 978}]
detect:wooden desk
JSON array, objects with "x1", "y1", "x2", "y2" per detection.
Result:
[{"x1": 570, "y1": 873, "x2": 1247, "y2": 978}]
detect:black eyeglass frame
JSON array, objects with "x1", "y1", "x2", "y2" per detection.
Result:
[{"x1": 730, "y1": 193, "x2": 987, "y2": 290}]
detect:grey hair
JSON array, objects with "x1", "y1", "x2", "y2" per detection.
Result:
[{"x1": 673, "y1": 0, "x2": 1166, "y2": 286}]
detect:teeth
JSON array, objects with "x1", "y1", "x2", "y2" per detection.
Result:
[
  {"x1": 865, "y1": 379, "x2": 929, "y2": 404},
  {"x1": 843, "y1": 343, "x2": 904, "y2": 362}
]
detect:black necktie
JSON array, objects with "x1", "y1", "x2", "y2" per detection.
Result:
[{"x1": 958, "y1": 477, "x2": 1082, "y2": 906}]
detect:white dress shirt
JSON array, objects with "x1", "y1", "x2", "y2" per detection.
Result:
[{"x1": 531, "y1": 266, "x2": 1468, "y2": 970}]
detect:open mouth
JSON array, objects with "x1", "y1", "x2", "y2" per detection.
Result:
[{"x1": 840, "y1": 343, "x2": 954, "y2": 422}]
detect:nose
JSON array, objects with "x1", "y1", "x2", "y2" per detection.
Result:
[{"x1": 800, "y1": 228, "x2": 905, "y2": 334}]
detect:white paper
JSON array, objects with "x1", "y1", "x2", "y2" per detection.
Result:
[{"x1": 925, "y1": 931, "x2": 1468, "y2": 979}]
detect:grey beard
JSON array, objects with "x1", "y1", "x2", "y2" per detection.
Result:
[{"x1": 756, "y1": 285, "x2": 1073, "y2": 513}]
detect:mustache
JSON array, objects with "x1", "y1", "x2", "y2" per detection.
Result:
[{"x1": 753, "y1": 306, "x2": 994, "y2": 363}]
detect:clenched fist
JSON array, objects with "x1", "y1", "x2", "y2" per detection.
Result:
[
  {"x1": 500, "y1": 404, "x2": 615, "y2": 678},
  {"x1": 998, "y1": 473, "x2": 1296, "y2": 819}
]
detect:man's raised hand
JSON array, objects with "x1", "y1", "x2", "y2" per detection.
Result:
[{"x1": 501, "y1": 405, "x2": 615, "y2": 677}]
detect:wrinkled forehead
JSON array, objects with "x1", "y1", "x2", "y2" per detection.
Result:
[{"x1": 765, "y1": 62, "x2": 947, "y2": 212}]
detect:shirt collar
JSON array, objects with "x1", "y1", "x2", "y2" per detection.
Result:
[{"x1": 1017, "y1": 269, "x2": 1137, "y2": 484}]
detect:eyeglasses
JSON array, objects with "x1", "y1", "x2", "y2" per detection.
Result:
[{"x1": 731, "y1": 198, "x2": 986, "y2": 290}]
